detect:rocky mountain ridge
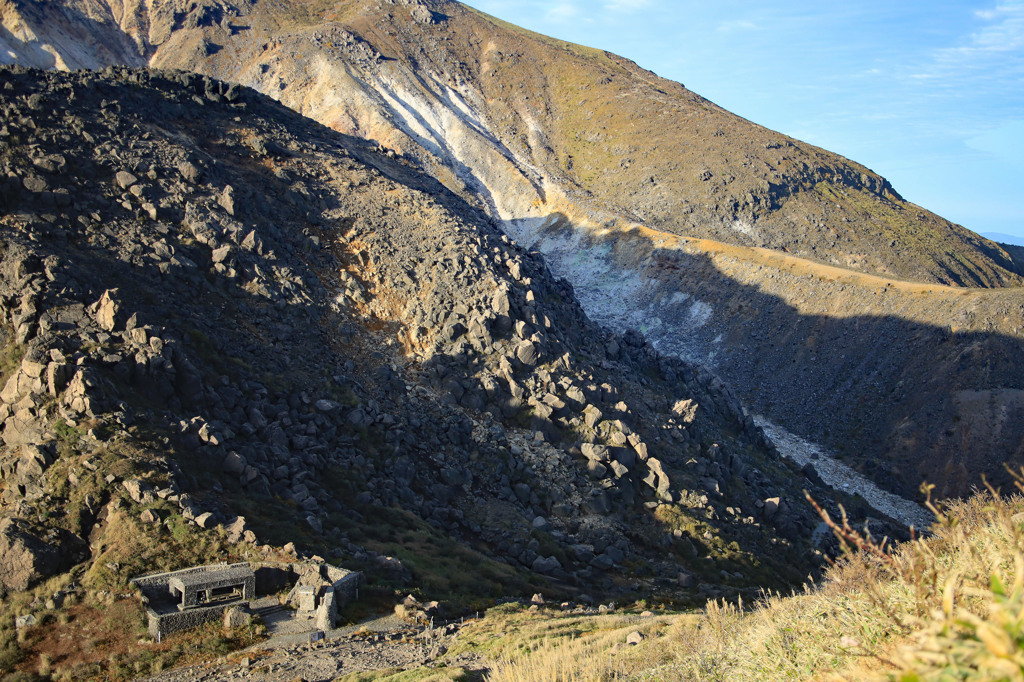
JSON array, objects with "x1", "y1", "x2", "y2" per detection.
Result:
[
  {"x1": 2, "y1": 0, "x2": 1022, "y2": 499},
  {"x1": 0, "y1": 66, "x2": 881, "y2": 678},
  {"x1": 2, "y1": 0, "x2": 1020, "y2": 286}
]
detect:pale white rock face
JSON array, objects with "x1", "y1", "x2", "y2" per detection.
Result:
[
  {"x1": 361, "y1": 65, "x2": 544, "y2": 219},
  {"x1": 501, "y1": 214, "x2": 724, "y2": 370},
  {"x1": 200, "y1": 37, "x2": 550, "y2": 223},
  {"x1": 754, "y1": 416, "x2": 933, "y2": 530},
  {"x1": 729, "y1": 219, "x2": 759, "y2": 240}
]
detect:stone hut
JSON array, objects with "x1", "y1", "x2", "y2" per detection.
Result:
[
  {"x1": 167, "y1": 565, "x2": 255, "y2": 609},
  {"x1": 132, "y1": 560, "x2": 360, "y2": 638}
]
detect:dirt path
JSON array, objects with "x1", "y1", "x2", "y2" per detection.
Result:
[
  {"x1": 141, "y1": 614, "x2": 485, "y2": 682},
  {"x1": 754, "y1": 415, "x2": 934, "y2": 531}
]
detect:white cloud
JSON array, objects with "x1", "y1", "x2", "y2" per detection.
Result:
[
  {"x1": 603, "y1": 0, "x2": 651, "y2": 11},
  {"x1": 933, "y1": 1, "x2": 1024, "y2": 63},
  {"x1": 544, "y1": 2, "x2": 581, "y2": 22},
  {"x1": 893, "y1": 0, "x2": 1024, "y2": 114},
  {"x1": 716, "y1": 19, "x2": 758, "y2": 32}
]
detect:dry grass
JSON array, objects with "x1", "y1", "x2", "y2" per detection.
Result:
[
  {"x1": 0, "y1": 416, "x2": 262, "y2": 681},
  {"x1": 482, "y1": 611, "x2": 692, "y2": 682},
  {"x1": 334, "y1": 667, "x2": 473, "y2": 681},
  {"x1": 455, "y1": 480, "x2": 1024, "y2": 681}
]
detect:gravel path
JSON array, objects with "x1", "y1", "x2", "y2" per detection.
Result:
[
  {"x1": 140, "y1": 614, "x2": 484, "y2": 682},
  {"x1": 754, "y1": 416, "x2": 934, "y2": 531}
]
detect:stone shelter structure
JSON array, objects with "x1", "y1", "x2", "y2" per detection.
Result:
[
  {"x1": 168, "y1": 565, "x2": 255, "y2": 609},
  {"x1": 132, "y1": 560, "x2": 360, "y2": 638}
]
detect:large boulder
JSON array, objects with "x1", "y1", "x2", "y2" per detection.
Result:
[
  {"x1": 89, "y1": 289, "x2": 122, "y2": 332},
  {"x1": 0, "y1": 517, "x2": 83, "y2": 592},
  {"x1": 515, "y1": 340, "x2": 539, "y2": 366},
  {"x1": 223, "y1": 604, "x2": 254, "y2": 629},
  {"x1": 532, "y1": 555, "x2": 562, "y2": 575},
  {"x1": 581, "y1": 443, "x2": 609, "y2": 462}
]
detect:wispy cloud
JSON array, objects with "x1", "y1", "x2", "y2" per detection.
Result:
[
  {"x1": 603, "y1": 0, "x2": 651, "y2": 11},
  {"x1": 921, "y1": 1, "x2": 1024, "y2": 74},
  {"x1": 544, "y1": 2, "x2": 582, "y2": 23},
  {"x1": 716, "y1": 19, "x2": 759, "y2": 32},
  {"x1": 970, "y1": 1, "x2": 1024, "y2": 50}
]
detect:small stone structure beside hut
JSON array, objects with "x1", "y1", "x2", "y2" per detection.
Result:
[{"x1": 132, "y1": 561, "x2": 361, "y2": 638}]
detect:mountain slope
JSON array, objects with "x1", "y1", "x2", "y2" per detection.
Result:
[
  {"x1": 2, "y1": 0, "x2": 1020, "y2": 288},
  {"x1": 0, "y1": 65, "x2": 874, "y2": 676},
  {"x1": 3, "y1": 0, "x2": 1022, "y2": 496}
]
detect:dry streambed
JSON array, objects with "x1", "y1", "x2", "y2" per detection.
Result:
[{"x1": 754, "y1": 416, "x2": 934, "y2": 531}]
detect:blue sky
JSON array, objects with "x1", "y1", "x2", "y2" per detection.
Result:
[{"x1": 464, "y1": 1, "x2": 1024, "y2": 242}]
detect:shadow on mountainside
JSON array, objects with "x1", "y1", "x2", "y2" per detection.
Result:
[
  {"x1": 511, "y1": 215, "x2": 1024, "y2": 499},
  {"x1": 4, "y1": 0, "x2": 1017, "y2": 505},
  {"x1": 686, "y1": 252, "x2": 1024, "y2": 500}
]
